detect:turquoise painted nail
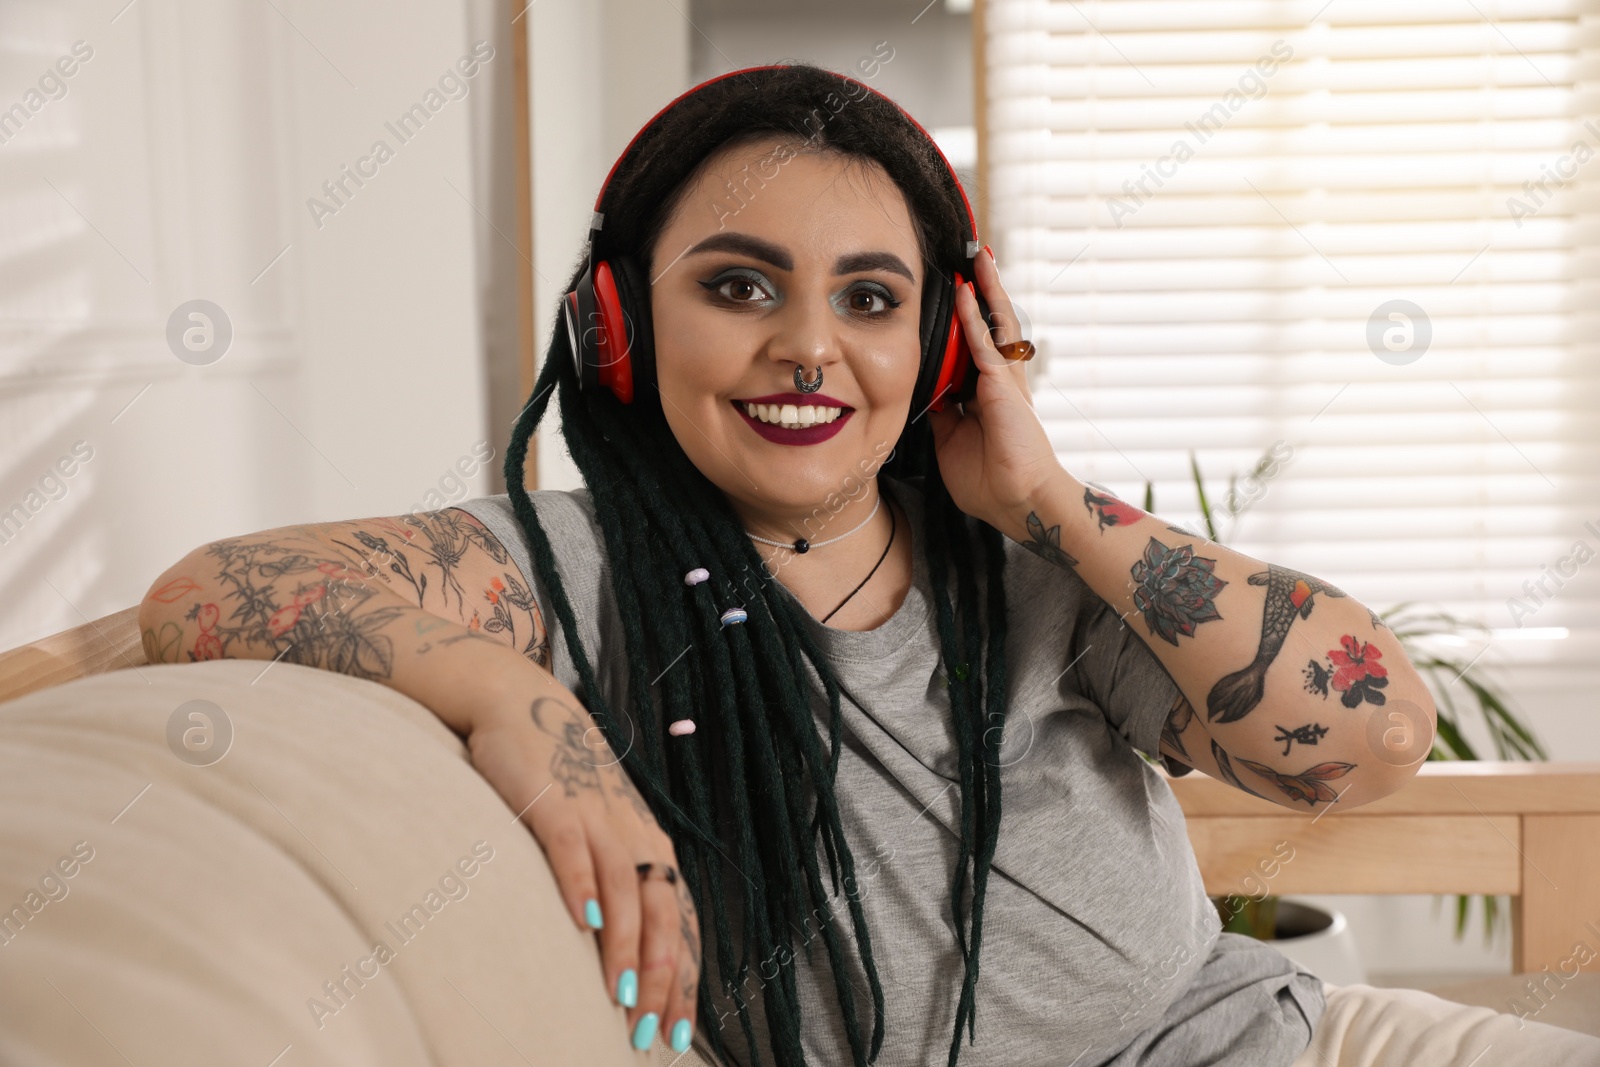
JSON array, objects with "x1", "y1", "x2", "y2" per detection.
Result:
[
  {"x1": 631, "y1": 1011, "x2": 658, "y2": 1051},
  {"x1": 584, "y1": 898, "x2": 603, "y2": 930},
  {"x1": 670, "y1": 1018, "x2": 693, "y2": 1053},
  {"x1": 616, "y1": 968, "x2": 638, "y2": 1008}
]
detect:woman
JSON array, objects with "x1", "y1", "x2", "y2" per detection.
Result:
[{"x1": 140, "y1": 65, "x2": 1600, "y2": 1067}]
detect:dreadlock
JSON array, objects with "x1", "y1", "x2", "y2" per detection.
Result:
[{"x1": 501, "y1": 64, "x2": 1012, "y2": 1067}]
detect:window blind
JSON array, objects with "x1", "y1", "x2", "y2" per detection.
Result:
[{"x1": 981, "y1": 0, "x2": 1600, "y2": 686}]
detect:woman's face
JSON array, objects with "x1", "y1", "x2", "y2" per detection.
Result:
[{"x1": 646, "y1": 139, "x2": 924, "y2": 521}]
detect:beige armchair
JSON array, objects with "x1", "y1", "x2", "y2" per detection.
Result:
[{"x1": 4, "y1": 607, "x2": 1597, "y2": 1034}]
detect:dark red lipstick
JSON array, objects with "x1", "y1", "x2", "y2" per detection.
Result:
[{"x1": 730, "y1": 394, "x2": 855, "y2": 446}]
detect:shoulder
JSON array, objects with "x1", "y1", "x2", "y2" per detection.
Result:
[
  {"x1": 450, "y1": 487, "x2": 602, "y2": 555},
  {"x1": 449, "y1": 487, "x2": 617, "y2": 687},
  {"x1": 451, "y1": 485, "x2": 597, "y2": 524},
  {"x1": 447, "y1": 487, "x2": 614, "y2": 623}
]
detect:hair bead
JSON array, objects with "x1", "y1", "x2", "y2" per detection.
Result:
[
  {"x1": 719, "y1": 607, "x2": 747, "y2": 627},
  {"x1": 668, "y1": 718, "x2": 697, "y2": 736},
  {"x1": 684, "y1": 567, "x2": 710, "y2": 586}
]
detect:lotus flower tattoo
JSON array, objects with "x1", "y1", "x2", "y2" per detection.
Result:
[{"x1": 1130, "y1": 537, "x2": 1228, "y2": 647}]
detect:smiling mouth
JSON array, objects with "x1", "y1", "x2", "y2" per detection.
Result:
[{"x1": 731, "y1": 399, "x2": 855, "y2": 429}]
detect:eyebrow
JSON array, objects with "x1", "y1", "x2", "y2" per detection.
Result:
[{"x1": 684, "y1": 232, "x2": 916, "y2": 284}]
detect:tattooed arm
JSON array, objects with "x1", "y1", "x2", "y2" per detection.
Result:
[
  {"x1": 137, "y1": 510, "x2": 702, "y2": 1040},
  {"x1": 138, "y1": 508, "x2": 549, "y2": 683},
  {"x1": 1009, "y1": 468, "x2": 1437, "y2": 813}
]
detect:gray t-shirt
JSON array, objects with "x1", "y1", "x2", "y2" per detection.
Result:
[{"x1": 451, "y1": 475, "x2": 1324, "y2": 1067}]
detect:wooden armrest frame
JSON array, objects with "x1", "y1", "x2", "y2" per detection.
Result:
[
  {"x1": 0, "y1": 605, "x2": 146, "y2": 705},
  {"x1": 1168, "y1": 762, "x2": 1600, "y2": 974}
]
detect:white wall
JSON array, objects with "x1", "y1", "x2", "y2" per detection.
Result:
[
  {"x1": 527, "y1": 0, "x2": 692, "y2": 494},
  {"x1": 0, "y1": 0, "x2": 497, "y2": 651},
  {"x1": 689, "y1": 0, "x2": 973, "y2": 129},
  {"x1": 279, "y1": 3, "x2": 494, "y2": 518}
]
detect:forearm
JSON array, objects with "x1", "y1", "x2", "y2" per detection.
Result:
[
  {"x1": 137, "y1": 522, "x2": 557, "y2": 739},
  {"x1": 997, "y1": 467, "x2": 1437, "y2": 811}
]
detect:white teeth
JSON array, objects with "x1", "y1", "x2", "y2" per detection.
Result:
[{"x1": 743, "y1": 402, "x2": 843, "y2": 428}]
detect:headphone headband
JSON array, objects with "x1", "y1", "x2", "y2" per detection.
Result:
[{"x1": 589, "y1": 64, "x2": 979, "y2": 256}]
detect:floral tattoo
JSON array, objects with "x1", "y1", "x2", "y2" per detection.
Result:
[
  {"x1": 1022, "y1": 511, "x2": 1079, "y2": 569},
  {"x1": 1303, "y1": 635, "x2": 1389, "y2": 708},
  {"x1": 1130, "y1": 537, "x2": 1228, "y2": 646}
]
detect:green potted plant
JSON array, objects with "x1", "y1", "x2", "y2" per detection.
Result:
[{"x1": 1144, "y1": 448, "x2": 1548, "y2": 948}]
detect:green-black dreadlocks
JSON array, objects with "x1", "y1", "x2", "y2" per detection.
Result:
[{"x1": 501, "y1": 64, "x2": 1012, "y2": 1067}]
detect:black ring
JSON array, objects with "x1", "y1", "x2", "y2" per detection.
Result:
[{"x1": 636, "y1": 862, "x2": 679, "y2": 886}]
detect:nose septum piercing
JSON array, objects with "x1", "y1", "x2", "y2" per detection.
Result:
[{"x1": 794, "y1": 364, "x2": 823, "y2": 393}]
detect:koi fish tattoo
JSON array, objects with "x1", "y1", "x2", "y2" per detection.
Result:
[
  {"x1": 1206, "y1": 565, "x2": 1347, "y2": 724},
  {"x1": 1237, "y1": 757, "x2": 1355, "y2": 807}
]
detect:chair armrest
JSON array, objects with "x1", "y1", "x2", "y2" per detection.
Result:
[
  {"x1": 1169, "y1": 761, "x2": 1600, "y2": 817},
  {"x1": 0, "y1": 605, "x2": 146, "y2": 705},
  {"x1": 1166, "y1": 761, "x2": 1600, "y2": 974}
]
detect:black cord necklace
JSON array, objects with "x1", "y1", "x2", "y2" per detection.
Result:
[{"x1": 819, "y1": 485, "x2": 897, "y2": 625}]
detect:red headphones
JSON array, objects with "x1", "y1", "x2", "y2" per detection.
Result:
[{"x1": 560, "y1": 64, "x2": 991, "y2": 417}]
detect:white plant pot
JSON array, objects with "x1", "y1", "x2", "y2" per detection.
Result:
[{"x1": 1267, "y1": 898, "x2": 1368, "y2": 987}]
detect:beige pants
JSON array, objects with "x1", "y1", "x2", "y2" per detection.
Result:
[
  {"x1": 1289, "y1": 981, "x2": 1600, "y2": 1067},
  {"x1": 657, "y1": 982, "x2": 1600, "y2": 1067}
]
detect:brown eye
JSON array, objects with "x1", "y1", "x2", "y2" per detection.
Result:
[
  {"x1": 840, "y1": 283, "x2": 900, "y2": 318},
  {"x1": 698, "y1": 272, "x2": 775, "y2": 306}
]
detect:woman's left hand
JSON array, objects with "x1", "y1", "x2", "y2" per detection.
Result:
[{"x1": 927, "y1": 247, "x2": 1060, "y2": 533}]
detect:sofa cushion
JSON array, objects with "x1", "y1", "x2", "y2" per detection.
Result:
[{"x1": 0, "y1": 659, "x2": 660, "y2": 1066}]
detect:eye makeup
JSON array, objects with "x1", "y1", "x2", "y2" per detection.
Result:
[
  {"x1": 697, "y1": 268, "x2": 775, "y2": 307},
  {"x1": 696, "y1": 268, "x2": 905, "y2": 320}
]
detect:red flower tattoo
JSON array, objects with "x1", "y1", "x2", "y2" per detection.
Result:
[{"x1": 1328, "y1": 634, "x2": 1388, "y2": 708}]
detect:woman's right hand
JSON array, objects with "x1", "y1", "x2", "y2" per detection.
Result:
[{"x1": 467, "y1": 690, "x2": 701, "y2": 1054}]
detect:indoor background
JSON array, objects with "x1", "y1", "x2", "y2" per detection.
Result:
[{"x1": 2, "y1": 0, "x2": 1595, "y2": 994}]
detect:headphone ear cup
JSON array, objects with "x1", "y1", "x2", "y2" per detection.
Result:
[
  {"x1": 588, "y1": 256, "x2": 643, "y2": 405},
  {"x1": 919, "y1": 267, "x2": 984, "y2": 415},
  {"x1": 565, "y1": 260, "x2": 599, "y2": 392},
  {"x1": 915, "y1": 270, "x2": 956, "y2": 416},
  {"x1": 606, "y1": 255, "x2": 655, "y2": 404},
  {"x1": 961, "y1": 274, "x2": 991, "y2": 405}
]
